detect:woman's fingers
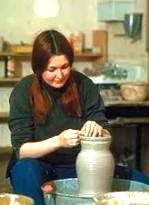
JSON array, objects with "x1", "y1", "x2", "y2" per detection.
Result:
[
  {"x1": 92, "y1": 124, "x2": 103, "y2": 137},
  {"x1": 81, "y1": 121, "x2": 99, "y2": 137},
  {"x1": 81, "y1": 121, "x2": 110, "y2": 137},
  {"x1": 68, "y1": 137, "x2": 80, "y2": 146},
  {"x1": 59, "y1": 129, "x2": 83, "y2": 147},
  {"x1": 81, "y1": 121, "x2": 94, "y2": 136},
  {"x1": 101, "y1": 129, "x2": 111, "y2": 136}
]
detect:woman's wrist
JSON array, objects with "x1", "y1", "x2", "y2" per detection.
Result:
[{"x1": 52, "y1": 135, "x2": 64, "y2": 149}]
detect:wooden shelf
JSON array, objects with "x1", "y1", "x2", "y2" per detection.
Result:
[
  {"x1": 0, "y1": 77, "x2": 20, "y2": 87},
  {"x1": 0, "y1": 51, "x2": 102, "y2": 60},
  {"x1": 0, "y1": 112, "x2": 9, "y2": 122},
  {"x1": 0, "y1": 146, "x2": 11, "y2": 155},
  {"x1": 0, "y1": 52, "x2": 14, "y2": 57},
  {"x1": 0, "y1": 52, "x2": 102, "y2": 86},
  {"x1": 0, "y1": 52, "x2": 31, "y2": 61},
  {"x1": 0, "y1": 51, "x2": 30, "y2": 57},
  {"x1": 74, "y1": 52, "x2": 102, "y2": 60}
]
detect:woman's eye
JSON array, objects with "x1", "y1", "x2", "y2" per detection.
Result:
[
  {"x1": 62, "y1": 64, "x2": 70, "y2": 69},
  {"x1": 47, "y1": 67, "x2": 56, "y2": 72},
  {"x1": 49, "y1": 69, "x2": 54, "y2": 72}
]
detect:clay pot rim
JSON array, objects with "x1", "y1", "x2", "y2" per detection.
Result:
[{"x1": 81, "y1": 135, "x2": 112, "y2": 141}]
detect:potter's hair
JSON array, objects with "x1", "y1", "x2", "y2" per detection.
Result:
[
  {"x1": 31, "y1": 30, "x2": 74, "y2": 75},
  {"x1": 30, "y1": 30, "x2": 81, "y2": 124}
]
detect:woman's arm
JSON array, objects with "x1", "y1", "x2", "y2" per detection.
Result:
[{"x1": 19, "y1": 129, "x2": 83, "y2": 159}]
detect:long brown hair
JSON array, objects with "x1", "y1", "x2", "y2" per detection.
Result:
[{"x1": 30, "y1": 30, "x2": 81, "y2": 124}]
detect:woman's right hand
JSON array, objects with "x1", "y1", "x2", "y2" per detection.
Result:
[
  {"x1": 19, "y1": 129, "x2": 84, "y2": 159},
  {"x1": 58, "y1": 129, "x2": 83, "y2": 148}
]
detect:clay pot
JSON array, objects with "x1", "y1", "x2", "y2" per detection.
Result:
[
  {"x1": 120, "y1": 82, "x2": 148, "y2": 101},
  {"x1": 76, "y1": 135, "x2": 114, "y2": 197}
]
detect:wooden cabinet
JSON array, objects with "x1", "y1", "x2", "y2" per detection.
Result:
[
  {"x1": 0, "y1": 112, "x2": 8, "y2": 122},
  {"x1": 97, "y1": 0, "x2": 135, "y2": 22},
  {"x1": 0, "y1": 78, "x2": 20, "y2": 87}
]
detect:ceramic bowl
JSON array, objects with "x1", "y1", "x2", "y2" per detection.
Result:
[{"x1": 120, "y1": 82, "x2": 148, "y2": 101}]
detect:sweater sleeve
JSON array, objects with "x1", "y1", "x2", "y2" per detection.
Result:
[
  {"x1": 81, "y1": 77, "x2": 110, "y2": 130},
  {"x1": 8, "y1": 79, "x2": 34, "y2": 158}
]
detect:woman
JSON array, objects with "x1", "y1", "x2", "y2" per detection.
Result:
[{"x1": 7, "y1": 30, "x2": 110, "y2": 205}]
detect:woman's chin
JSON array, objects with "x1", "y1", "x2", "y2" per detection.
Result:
[{"x1": 52, "y1": 83, "x2": 65, "y2": 89}]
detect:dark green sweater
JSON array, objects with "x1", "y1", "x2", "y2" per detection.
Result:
[{"x1": 7, "y1": 71, "x2": 108, "y2": 174}]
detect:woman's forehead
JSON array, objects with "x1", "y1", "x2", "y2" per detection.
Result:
[{"x1": 48, "y1": 55, "x2": 69, "y2": 65}]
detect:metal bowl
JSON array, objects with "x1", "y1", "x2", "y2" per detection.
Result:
[{"x1": 94, "y1": 191, "x2": 149, "y2": 205}]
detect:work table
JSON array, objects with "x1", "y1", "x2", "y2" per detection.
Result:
[
  {"x1": 104, "y1": 99, "x2": 149, "y2": 119},
  {"x1": 104, "y1": 100, "x2": 149, "y2": 107},
  {"x1": 104, "y1": 99, "x2": 149, "y2": 171}
]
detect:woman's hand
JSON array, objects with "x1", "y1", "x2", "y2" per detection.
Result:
[
  {"x1": 81, "y1": 120, "x2": 110, "y2": 137},
  {"x1": 19, "y1": 129, "x2": 83, "y2": 158},
  {"x1": 58, "y1": 129, "x2": 83, "y2": 147}
]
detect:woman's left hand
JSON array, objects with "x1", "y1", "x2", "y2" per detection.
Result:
[{"x1": 81, "y1": 120, "x2": 110, "y2": 137}]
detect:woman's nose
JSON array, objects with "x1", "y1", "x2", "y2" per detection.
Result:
[{"x1": 56, "y1": 69, "x2": 63, "y2": 79}]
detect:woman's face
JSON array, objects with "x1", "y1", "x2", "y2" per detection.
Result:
[{"x1": 42, "y1": 55, "x2": 71, "y2": 88}]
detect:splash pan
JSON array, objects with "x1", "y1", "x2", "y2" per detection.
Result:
[
  {"x1": 42, "y1": 178, "x2": 149, "y2": 205},
  {"x1": 94, "y1": 191, "x2": 149, "y2": 205}
]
